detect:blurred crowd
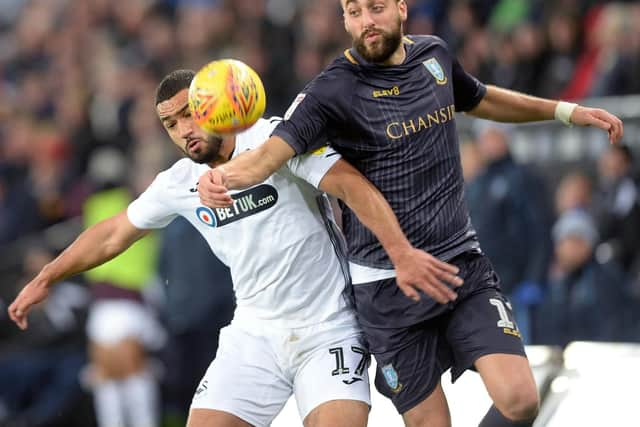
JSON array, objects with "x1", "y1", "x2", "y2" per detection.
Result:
[
  {"x1": 1, "y1": 0, "x2": 640, "y2": 426},
  {"x1": 462, "y1": 124, "x2": 640, "y2": 348}
]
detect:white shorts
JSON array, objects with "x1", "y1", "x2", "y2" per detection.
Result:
[
  {"x1": 86, "y1": 300, "x2": 166, "y2": 350},
  {"x1": 191, "y1": 316, "x2": 371, "y2": 426}
]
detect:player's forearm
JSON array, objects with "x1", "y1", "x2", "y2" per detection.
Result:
[
  {"x1": 220, "y1": 146, "x2": 281, "y2": 189},
  {"x1": 38, "y1": 214, "x2": 146, "y2": 287},
  {"x1": 469, "y1": 85, "x2": 558, "y2": 123},
  {"x1": 221, "y1": 136, "x2": 296, "y2": 189},
  {"x1": 322, "y1": 163, "x2": 413, "y2": 263}
]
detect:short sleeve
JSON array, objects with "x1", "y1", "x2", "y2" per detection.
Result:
[
  {"x1": 271, "y1": 92, "x2": 332, "y2": 155},
  {"x1": 272, "y1": 64, "x2": 353, "y2": 156},
  {"x1": 286, "y1": 145, "x2": 342, "y2": 188},
  {"x1": 127, "y1": 174, "x2": 178, "y2": 229},
  {"x1": 452, "y1": 57, "x2": 486, "y2": 112}
]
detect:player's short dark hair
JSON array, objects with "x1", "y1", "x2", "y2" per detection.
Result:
[{"x1": 155, "y1": 69, "x2": 195, "y2": 105}]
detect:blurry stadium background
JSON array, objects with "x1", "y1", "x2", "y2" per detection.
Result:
[{"x1": 1, "y1": 0, "x2": 640, "y2": 426}]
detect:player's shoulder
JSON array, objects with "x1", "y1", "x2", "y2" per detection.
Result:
[
  {"x1": 154, "y1": 158, "x2": 200, "y2": 188},
  {"x1": 405, "y1": 34, "x2": 449, "y2": 49},
  {"x1": 326, "y1": 52, "x2": 360, "y2": 74},
  {"x1": 235, "y1": 116, "x2": 283, "y2": 151},
  {"x1": 404, "y1": 34, "x2": 453, "y2": 65},
  {"x1": 304, "y1": 54, "x2": 358, "y2": 95}
]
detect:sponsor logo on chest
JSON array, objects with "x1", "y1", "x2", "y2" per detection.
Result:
[
  {"x1": 195, "y1": 184, "x2": 278, "y2": 228},
  {"x1": 385, "y1": 104, "x2": 456, "y2": 140},
  {"x1": 373, "y1": 85, "x2": 400, "y2": 98}
]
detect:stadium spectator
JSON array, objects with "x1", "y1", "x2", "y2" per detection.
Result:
[
  {"x1": 534, "y1": 209, "x2": 630, "y2": 346},
  {"x1": 554, "y1": 170, "x2": 594, "y2": 216},
  {"x1": 0, "y1": 244, "x2": 92, "y2": 427},
  {"x1": 81, "y1": 149, "x2": 165, "y2": 427},
  {"x1": 466, "y1": 122, "x2": 553, "y2": 343},
  {"x1": 592, "y1": 144, "x2": 640, "y2": 270}
]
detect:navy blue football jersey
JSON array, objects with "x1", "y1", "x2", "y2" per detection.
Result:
[{"x1": 273, "y1": 35, "x2": 485, "y2": 268}]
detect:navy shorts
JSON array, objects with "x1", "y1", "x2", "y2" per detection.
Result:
[{"x1": 353, "y1": 251, "x2": 526, "y2": 414}]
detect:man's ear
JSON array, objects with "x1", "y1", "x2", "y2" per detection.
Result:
[{"x1": 398, "y1": 0, "x2": 408, "y2": 22}]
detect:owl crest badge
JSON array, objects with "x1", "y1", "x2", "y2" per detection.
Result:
[
  {"x1": 424, "y1": 58, "x2": 448, "y2": 85},
  {"x1": 381, "y1": 363, "x2": 403, "y2": 393}
]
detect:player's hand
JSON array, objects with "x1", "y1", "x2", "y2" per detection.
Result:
[
  {"x1": 198, "y1": 168, "x2": 233, "y2": 208},
  {"x1": 571, "y1": 106, "x2": 624, "y2": 145},
  {"x1": 393, "y1": 248, "x2": 463, "y2": 303},
  {"x1": 8, "y1": 280, "x2": 50, "y2": 330}
]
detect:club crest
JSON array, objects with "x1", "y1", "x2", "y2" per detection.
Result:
[
  {"x1": 381, "y1": 363, "x2": 403, "y2": 393},
  {"x1": 423, "y1": 58, "x2": 447, "y2": 85}
]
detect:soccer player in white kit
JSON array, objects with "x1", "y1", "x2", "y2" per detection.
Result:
[{"x1": 8, "y1": 70, "x2": 459, "y2": 427}]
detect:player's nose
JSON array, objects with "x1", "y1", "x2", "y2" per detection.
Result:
[
  {"x1": 178, "y1": 118, "x2": 194, "y2": 138},
  {"x1": 361, "y1": 9, "x2": 376, "y2": 27}
]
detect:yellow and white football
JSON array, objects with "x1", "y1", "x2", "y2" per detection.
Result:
[{"x1": 189, "y1": 59, "x2": 266, "y2": 134}]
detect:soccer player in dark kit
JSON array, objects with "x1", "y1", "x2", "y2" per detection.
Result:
[{"x1": 196, "y1": 1, "x2": 624, "y2": 426}]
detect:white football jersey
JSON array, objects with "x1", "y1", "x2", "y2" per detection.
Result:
[{"x1": 128, "y1": 118, "x2": 354, "y2": 328}]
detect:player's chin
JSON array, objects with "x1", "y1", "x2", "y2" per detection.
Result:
[
  {"x1": 188, "y1": 152, "x2": 208, "y2": 164},
  {"x1": 363, "y1": 38, "x2": 380, "y2": 51}
]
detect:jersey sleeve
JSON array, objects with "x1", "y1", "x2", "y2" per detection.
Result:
[
  {"x1": 286, "y1": 145, "x2": 342, "y2": 188},
  {"x1": 271, "y1": 92, "x2": 331, "y2": 155},
  {"x1": 452, "y1": 56, "x2": 486, "y2": 112},
  {"x1": 272, "y1": 68, "x2": 350, "y2": 155},
  {"x1": 127, "y1": 173, "x2": 178, "y2": 229}
]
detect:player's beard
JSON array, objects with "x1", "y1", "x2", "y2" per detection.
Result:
[
  {"x1": 184, "y1": 134, "x2": 222, "y2": 164},
  {"x1": 353, "y1": 17, "x2": 403, "y2": 63}
]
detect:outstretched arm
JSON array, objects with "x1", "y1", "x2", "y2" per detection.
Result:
[
  {"x1": 318, "y1": 159, "x2": 463, "y2": 303},
  {"x1": 468, "y1": 85, "x2": 624, "y2": 144},
  {"x1": 8, "y1": 211, "x2": 149, "y2": 329}
]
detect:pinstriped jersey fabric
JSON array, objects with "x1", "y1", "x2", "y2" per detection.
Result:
[{"x1": 273, "y1": 35, "x2": 485, "y2": 268}]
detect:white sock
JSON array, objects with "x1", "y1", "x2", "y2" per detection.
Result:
[
  {"x1": 120, "y1": 369, "x2": 159, "y2": 427},
  {"x1": 93, "y1": 380, "x2": 125, "y2": 427}
]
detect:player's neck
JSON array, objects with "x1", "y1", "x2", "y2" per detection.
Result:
[
  {"x1": 377, "y1": 42, "x2": 406, "y2": 66},
  {"x1": 209, "y1": 136, "x2": 236, "y2": 167}
]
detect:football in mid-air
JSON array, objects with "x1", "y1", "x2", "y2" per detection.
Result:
[{"x1": 188, "y1": 59, "x2": 266, "y2": 134}]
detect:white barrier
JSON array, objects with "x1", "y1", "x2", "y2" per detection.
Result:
[
  {"x1": 272, "y1": 343, "x2": 639, "y2": 426},
  {"x1": 539, "y1": 342, "x2": 640, "y2": 427}
]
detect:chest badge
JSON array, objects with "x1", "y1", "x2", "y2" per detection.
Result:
[{"x1": 423, "y1": 58, "x2": 447, "y2": 85}]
